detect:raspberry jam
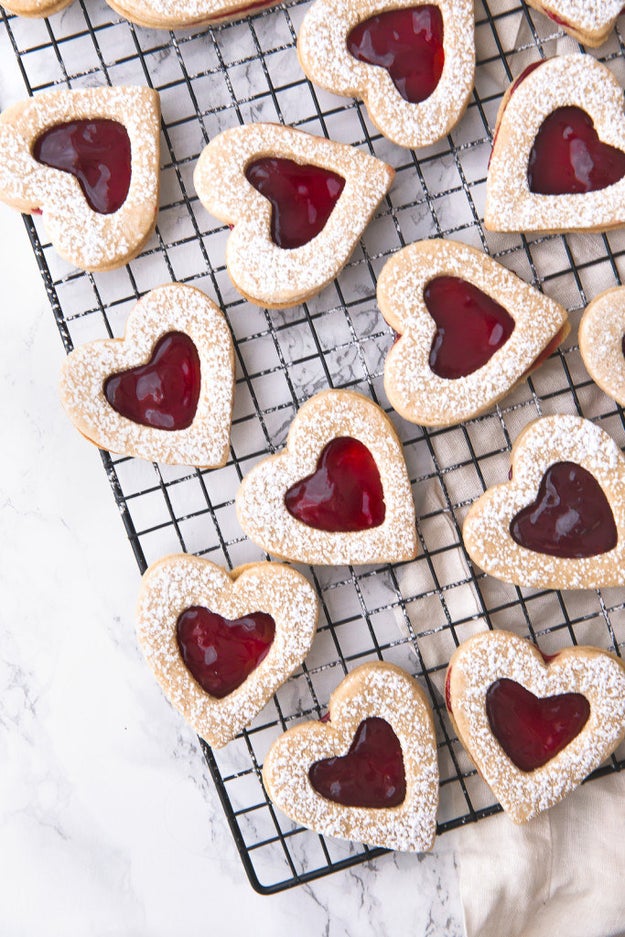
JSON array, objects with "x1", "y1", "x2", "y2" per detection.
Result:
[
  {"x1": 309, "y1": 717, "x2": 406, "y2": 808},
  {"x1": 528, "y1": 106, "x2": 625, "y2": 195},
  {"x1": 425, "y1": 276, "x2": 515, "y2": 379},
  {"x1": 284, "y1": 436, "x2": 386, "y2": 532},
  {"x1": 104, "y1": 331, "x2": 201, "y2": 431},
  {"x1": 347, "y1": 6, "x2": 444, "y2": 104},
  {"x1": 510, "y1": 461, "x2": 617, "y2": 558},
  {"x1": 245, "y1": 158, "x2": 345, "y2": 249},
  {"x1": 176, "y1": 607, "x2": 275, "y2": 699},
  {"x1": 486, "y1": 678, "x2": 590, "y2": 772},
  {"x1": 32, "y1": 119, "x2": 132, "y2": 214}
]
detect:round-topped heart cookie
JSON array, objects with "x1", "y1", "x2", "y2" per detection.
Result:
[
  {"x1": 262, "y1": 661, "x2": 439, "y2": 851},
  {"x1": 579, "y1": 286, "x2": 625, "y2": 408},
  {"x1": 524, "y1": 1, "x2": 622, "y2": 47},
  {"x1": 446, "y1": 630, "x2": 625, "y2": 822}
]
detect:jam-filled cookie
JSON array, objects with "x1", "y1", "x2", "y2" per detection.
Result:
[
  {"x1": 59, "y1": 284, "x2": 234, "y2": 468},
  {"x1": 524, "y1": 1, "x2": 622, "y2": 47},
  {"x1": 263, "y1": 661, "x2": 438, "y2": 851},
  {"x1": 579, "y1": 286, "x2": 625, "y2": 408},
  {"x1": 193, "y1": 123, "x2": 394, "y2": 309},
  {"x1": 297, "y1": 0, "x2": 475, "y2": 150},
  {"x1": 485, "y1": 55, "x2": 625, "y2": 234},
  {"x1": 136, "y1": 555, "x2": 318, "y2": 748},
  {"x1": 3, "y1": 0, "x2": 72, "y2": 17},
  {"x1": 446, "y1": 630, "x2": 625, "y2": 822},
  {"x1": 235, "y1": 389, "x2": 417, "y2": 566},
  {"x1": 377, "y1": 239, "x2": 569, "y2": 427},
  {"x1": 0, "y1": 86, "x2": 160, "y2": 271},
  {"x1": 463, "y1": 414, "x2": 625, "y2": 590},
  {"x1": 103, "y1": 0, "x2": 280, "y2": 28}
]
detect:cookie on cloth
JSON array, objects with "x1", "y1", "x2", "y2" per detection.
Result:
[
  {"x1": 579, "y1": 286, "x2": 625, "y2": 408},
  {"x1": 524, "y1": 1, "x2": 622, "y2": 47}
]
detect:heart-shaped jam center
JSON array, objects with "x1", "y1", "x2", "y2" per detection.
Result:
[
  {"x1": 176, "y1": 606, "x2": 275, "y2": 699},
  {"x1": 104, "y1": 331, "x2": 201, "y2": 431},
  {"x1": 425, "y1": 276, "x2": 515, "y2": 379},
  {"x1": 33, "y1": 119, "x2": 132, "y2": 215},
  {"x1": 284, "y1": 436, "x2": 386, "y2": 532},
  {"x1": 347, "y1": 6, "x2": 444, "y2": 105},
  {"x1": 510, "y1": 461, "x2": 617, "y2": 559},
  {"x1": 245, "y1": 157, "x2": 345, "y2": 250},
  {"x1": 486, "y1": 678, "x2": 590, "y2": 772},
  {"x1": 528, "y1": 106, "x2": 625, "y2": 195},
  {"x1": 308, "y1": 716, "x2": 406, "y2": 808}
]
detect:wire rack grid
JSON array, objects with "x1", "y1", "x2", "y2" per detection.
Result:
[{"x1": 3, "y1": 0, "x2": 625, "y2": 894}]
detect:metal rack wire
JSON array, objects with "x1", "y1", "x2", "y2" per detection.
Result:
[{"x1": 3, "y1": 0, "x2": 625, "y2": 894}]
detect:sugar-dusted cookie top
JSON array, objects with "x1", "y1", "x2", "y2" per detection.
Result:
[
  {"x1": 524, "y1": 0, "x2": 622, "y2": 47},
  {"x1": 104, "y1": 0, "x2": 280, "y2": 28},
  {"x1": 579, "y1": 286, "x2": 625, "y2": 408}
]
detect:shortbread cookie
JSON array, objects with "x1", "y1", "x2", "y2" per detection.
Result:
[
  {"x1": 579, "y1": 286, "x2": 625, "y2": 408},
  {"x1": 524, "y1": 1, "x2": 622, "y2": 47},
  {"x1": 297, "y1": 0, "x2": 475, "y2": 150},
  {"x1": 193, "y1": 123, "x2": 394, "y2": 309},
  {"x1": 463, "y1": 414, "x2": 625, "y2": 590},
  {"x1": 104, "y1": 0, "x2": 280, "y2": 28},
  {"x1": 446, "y1": 630, "x2": 625, "y2": 822},
  {"x1": 236, "y1": 389, "x2": 417, "y2": 565},
  {"x1": 136, "y1": 555, "x2": 318, "y2": 748},
  {"x1": 59, "y1": 284, "x2": 234, "y2": 468},
  {"x1": 2, "y1": 0, "x2": 72, "y2": 17},
  {"x1": 263, "y1": 662, "x2": 438, "y2": 851},
  {"x1": 0, "y1": 86, "x2": 160, "y2": 272},
  {"x1": 485, "y1": 55, "x2": 625, "y2": 234},
  {"x1": 377, "y1": 239, "x2": 569, "y2": 427}
]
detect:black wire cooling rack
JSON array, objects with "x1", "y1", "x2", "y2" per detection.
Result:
[{"x1": 3, "y1": 0, "x2": 625, "y2": 894}]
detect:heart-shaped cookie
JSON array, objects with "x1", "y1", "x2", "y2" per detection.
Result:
[
  {"x1": 579, "y1": 286, "x2": 625, "y2": 408},
  {"x1": 377, "y1": 239, "x2": 569, "y2": 427},
  {"x1": 463, "y1": 414, "x2": 625, "y2": 590},
  {"x1": 524, "y1": 1, "x2": 622, "y2": 47},
  {"x1": 297, "y1": 0, "x2": 475, "y2": 150},
  {"x1": 262, "y1": 661, "x2": 438, "y2": 851},
  {"x1": 193, "y1": 123, "x2": 394, "y2": 309},
  {"x1": 446, "y1": 630, "x2": 625, "y2": 822},
  {"x1": 485, "y1": 55, "x2": 625, "y2": 234},
  {"x1": 102, "y1": 0, "x2": 279, "y2": 28},
  {"x1": 0, "y1": 87, "x2": 160, "y2": 272},
  {"x1": 235, "y1": 389, "x2": 417, "y2": 565},
  {"x1": 136, "y1": 555, "x2": 318, "y2": 748},
  {"x1": 59, "y1": 283, "x2": 234, "y2": 468}
]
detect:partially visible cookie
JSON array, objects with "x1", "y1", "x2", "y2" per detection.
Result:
[
  {"x1": 524, "y1": 1, "x2": 622, "y2": 47},
  {"x1": 104, "y1": 0, "x2": 281, "y2": 28},
  {"x1": 579, "y1": 286, "x2": 625, "y2": 408},
  {"x1": 2, "y1": 0, "x2": 72, "y2": 16}
]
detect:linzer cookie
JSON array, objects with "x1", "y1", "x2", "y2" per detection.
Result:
[
  {"x1": 193, "y1": 123, "x2": 394, "y2": 309},
  {"x1": 3, "y1": 0, "x2": 72, "y2": 17},
  {"x1": 463, "y1": 414, "x2": 625, "y2": 590},
  {"x1": 579, "y1": 286, "x2": 625, "y2": 408},
  {"x1": 0, "y1": 87, "x2": 160, "y2": 271},
  {"x1": 235, "y1": 389, "x2": 417, "y2": 565},
  {"x1": 446, "y1": 630, "x2": 625, "y2": 822},
  {"x1": 297, "y1": 0, "x2": 474, "y2": 150},
  {"x1": 377, "y1": 239, "x2": 569, "y2": 427},
  {"x1": 524, "y1": 1, "x2": 622, "y2": 47},
  {"x1": 263, "y1": 662, "x2": 438, "y2": 851},
  {"x1": 59, "y1": 284, "x2": 234, "y2": 468},
  {"x1": 485, "y1": 56, "x2": 625, "y2": 234},
  {"x1": 103, "y1": 0, "x2": 280, "y2": 27},
  {"x1": 136, "y1": 555, "x2": 318, "y2": 748}
]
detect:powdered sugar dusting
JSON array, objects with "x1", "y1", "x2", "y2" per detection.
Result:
[
  {"x1": 526, "y1": 0, "x2": 622, "y2": 44},
  {"x1": 105, "y1": 0, "x2": 279, "y2": 28},
  {"x1": 579, "y1": 286, "x2": 625, "y2": 408}
]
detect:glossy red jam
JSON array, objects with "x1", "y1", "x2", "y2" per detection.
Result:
[
  {"x1": 284, "y1": 436, "x2": 385, "y2": 532},
  {"x1": 528, "y1": 106, "x2": 625, "y2": 195},
  {"x1": 347, "y1": 6, "x2": 444, "y2": 104},
  {"x1": 176, "y1": 606, "x2": 275, "y2": 699},
  {"x1": 245, "y1": 157, "x2": 345, "y2": 249},
  {"x1": 425, "y1": 276, "x2": 515, "y2": 379},
  {"x1": 104, "y1": 331, "x2": 201, "y2": 431},
  {"x1": 33, "y1": 119, "x2": 131, "y2": 214},
  {"x1": 510, "y1": 461, "x2": 617, "y2": 559},
  {"x1": 309, "y1": 717, "x2": 406, "y2": 808},
  {"x1": 486, "y1": 678, "x2": 590, "y2": 772},
  {"x1": 445, "y1": 667, "x2": 453, "y2": 713}
]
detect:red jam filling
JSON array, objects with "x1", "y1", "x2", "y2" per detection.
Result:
[
  {"x1": 425, "y1": 276, "x2": 515, "y2": 379},
  {"x1": 309, "y1": 717, "x2": 406, "y2": 808},
  {"x1": 445, "y1": 666, "x2": 452, "y2": 713},
  {"x1": 510, "y1": 461, "x2": 617, "y2": 559},
  {"x1": 346, "y1": 6, "x2": 444, "y2": 105},
  {"x1": 528, "y1": 106, "x2": 625, "y2": 195},
  {"x1": 245, "y1": 157, "x2": 345, "y2": 250},
  {"x1": 486, "y1": 678, "x2": 590, "y2": 772},
  {"x1": 284, "y1": 436, "x2": 386, "y2": 533},
  {"x1": 104, "y1": 331, "x2": 201, "y2": 431},
  {"x1": 176, "y1": 606, "x2": 275, "y2": 699},
  {"x1": 32, "y1": 119, "x2": 131, "y2": 215}
]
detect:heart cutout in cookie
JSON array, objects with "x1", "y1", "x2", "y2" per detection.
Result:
[
  {"x1": 59, "y1": 283, "x2": 234, "y2": 468},
  {"x1": 523, "y1": 0, "x2": 622, "y2": 46},
  {"x1": 579, "y1": 286, "x2": 625, "y2": 408},
  {"x1": 236, "y1": 389, "x2": 417, "y2": 565},
  {"x1": 136, "y1": 556, "x2": 318, "y2": 748},
  {"x1": 262, "y1": 662, "x2": 438, "y2": 851},
  {"x1": 446, "y1": 630, "x2": 625, "y2": 822},
  {"x1": 297, "y1": 0, "x2": 474, "y2": 149}
]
